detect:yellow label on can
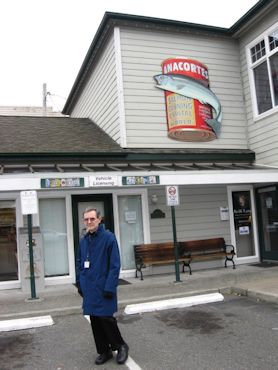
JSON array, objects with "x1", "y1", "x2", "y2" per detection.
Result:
[{"x1": 166, "y1": 94, "x2": 196, "y2": 128}]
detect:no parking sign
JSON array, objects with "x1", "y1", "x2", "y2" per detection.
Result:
[{"x1": 166, "y1": 185, "x2": 180, "y2": 206}]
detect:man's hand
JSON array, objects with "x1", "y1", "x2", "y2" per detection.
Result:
[{"x1": 103, "y1": 291, "x2": 113, "y2": 299}]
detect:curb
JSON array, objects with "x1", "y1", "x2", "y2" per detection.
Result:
[{"x1": 231, "y1": 287, "x2": 278, "y2": 304}]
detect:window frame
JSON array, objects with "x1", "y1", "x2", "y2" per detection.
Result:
[{"x1": 247, "y1": 21, "x2": 278, "y2": 120}]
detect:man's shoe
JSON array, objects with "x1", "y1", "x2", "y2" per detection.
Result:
[
  {"x1": 116, "y1": 343, "x2": 129, "y2": 364},
  {"x1": 95, "y1": 350, "x2": 113, "y2": 365}
]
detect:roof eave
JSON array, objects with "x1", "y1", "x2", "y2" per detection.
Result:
[
  {"x1": 229, "y1": 0, "x2": 273, "y2": 34},
  {"x1": 62, "y1": 12, "x2": 229, "y2": 115}
]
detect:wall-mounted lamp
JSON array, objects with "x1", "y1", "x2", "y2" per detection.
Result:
[{"x1": 151, "y1": 194, "x2": 158, "y2": 204}]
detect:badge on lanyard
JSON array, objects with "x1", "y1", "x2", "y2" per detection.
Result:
[{"x1": 84, "y1": 260, "x2": 90, "y2": 268}]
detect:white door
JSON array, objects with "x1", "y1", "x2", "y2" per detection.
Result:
[
  {"x1": 228, "y1": 186, "x2": 259, "y2": 263},
  {"x1": 117, "y1": 194, "x2": 144, "y2": 270}
]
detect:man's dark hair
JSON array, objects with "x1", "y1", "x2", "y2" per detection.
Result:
[{"x1": 83, "y1": 208, "x2": 101, "y2": 218}]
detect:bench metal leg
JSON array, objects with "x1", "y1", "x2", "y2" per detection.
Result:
[
  {"x1": 135, "y1": 264, "x2": 144, "y2": 280},
  {"x1": 225, "y1": 256, "x2": 236, "y2": 269},
  {"x1": 182, "y1": 261, "x2": 192, "y2": 275}
]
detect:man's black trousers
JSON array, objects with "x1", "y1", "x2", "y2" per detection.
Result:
[{"x1": 90, "y1": 315, "x2": 125, "y2": 354}]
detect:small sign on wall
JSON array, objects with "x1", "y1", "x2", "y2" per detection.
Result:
[
  {"x1": 220, "y1": 207, "x2": 229, "y2": 221},
  {"x1": 41, "y1": 178, "x2": 84, "y2": 188},
  {"x1": 90, "y1": 175, "x2": 118, "y2": 187},
  {"x1": 122, "y1": 175, "x2": 159, "y2": 186}
]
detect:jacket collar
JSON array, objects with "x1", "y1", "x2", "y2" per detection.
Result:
[{"x1": 85, "y1": 223, "x2": 105, "y2": 238}]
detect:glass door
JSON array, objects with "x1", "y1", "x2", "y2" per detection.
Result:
[
  {"x1": 257, "y1": 186, "x2": 278, "y2": 260},
  {"x1": 118, "y1": 195, "x2": 144, "y2": 270},
  {"x1": 231, "y1": 190, "x2": 256, "y2": 258},
  {"x1": 0, "y1": 204, "x2": 18, "y2": 281},
  {"x1": 71, "y1": 194, "x2": 114, "y2": 257}
]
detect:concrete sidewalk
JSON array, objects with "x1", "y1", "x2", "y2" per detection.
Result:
[{"x1": 0, "y1": 263, "x2": 278, "y2": 320}]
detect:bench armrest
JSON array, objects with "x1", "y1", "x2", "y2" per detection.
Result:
[
  {"x1": 180, "y1": 250, "x2": 191, "y2": 258},
  {"x1": 225, "y1": 244, "x2": 235, "y2": 254}
]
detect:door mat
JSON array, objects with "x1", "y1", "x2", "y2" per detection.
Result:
[
  {"x1": 250, "y1": 262, "x2": 278, "y2": 268},
  {"x1": 118, "y1": 279, "x2": 131, "y2": 285}
]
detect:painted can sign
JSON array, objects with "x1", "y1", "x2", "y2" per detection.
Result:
[{"x1": 154, "y1": 58, "x2": 222, "y2": 142}]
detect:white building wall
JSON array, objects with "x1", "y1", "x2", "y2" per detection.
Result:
[
  {"x1": 239, "y1": 2, "x2": 278, "y2": 166},
  {"x1": 120, "y1": 26, "x2": 248, "y2": 149},
  {"x1": 70, "y1": 33, "x2": 121, "y2": 144},
  {"x1": 148, "y1": 185, "x2": 231, "y2": 243}
]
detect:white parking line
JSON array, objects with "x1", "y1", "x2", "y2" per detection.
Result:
[
  {"x1": 125, "y1": 356, "x2": 142, "y2": 370},
  {"x1": 0, "y1": 315, "x2": 54, "y2": 332},
  {"x1": 124, "y1": 292, "x2": 224, "y2": 315},
  {"x1": 84, "y1": 315, "x2": 142, "y2": 370}
]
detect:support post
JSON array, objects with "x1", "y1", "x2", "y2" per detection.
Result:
[
  {"x1": 27, "y1": 214, "x2": 37, "y2": 299},
  {"x1": 171, "y1": 206, "x2": 181, "y2": 282}
]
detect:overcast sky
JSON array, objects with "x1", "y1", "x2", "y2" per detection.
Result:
[{"x1": 0, "y1": 0, "x2": 258, "y2": 111}]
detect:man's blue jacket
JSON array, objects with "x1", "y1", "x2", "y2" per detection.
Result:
[{"x1": 76, "y1": 224, "x2": 121, "y2": 316}]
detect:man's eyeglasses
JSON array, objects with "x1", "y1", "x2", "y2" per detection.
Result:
[{"x1": 84, "y1": 217, "x2": 97, "y2": 222}]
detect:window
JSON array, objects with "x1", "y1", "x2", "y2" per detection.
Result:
[
  {"x1": 39, "y1": 198, "x2": 69, "y2": 277},
  {"x1": 248, "y1": 23, "x2": 278, "y2": 116}
]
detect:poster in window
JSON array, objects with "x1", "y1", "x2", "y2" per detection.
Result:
[{"x1": 232, "y1": 191, "x2": 251, "y2": 231}]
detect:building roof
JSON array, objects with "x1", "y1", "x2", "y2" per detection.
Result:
[
  {"x1": 0, "y1": 114, "x2": 256, "y2": 174},
  {"x1": 0, "y1": 115, "x2": 121, "y2": 154},
  {"x1": 62, "y1": 0, "x2": 273, "y2": 115}
]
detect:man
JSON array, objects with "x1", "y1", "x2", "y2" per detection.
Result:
[{"x1": 76, "y1": 208, "x2": 129, "y2": 365}]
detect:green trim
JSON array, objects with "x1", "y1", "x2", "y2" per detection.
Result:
[
  {"x1": 125, "y1": 151, "x2": 255, "y2": 163},
  {"x1": 0, "y1": 150, "x2": 255, "y2": 164},
  {"x1": 0, "y1": 152, "x2": 123, "y2": 158},
  {"x1": 0, "y1": 152, "x2": 126, "y2": 163}
]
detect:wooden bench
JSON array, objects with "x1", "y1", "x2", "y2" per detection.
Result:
[
  {"x1": 134, "y1": 238, "x2": 235, "y2": 280},
  {"x1": 134, "y1": 242, "x2": 186, "y2": 280},
  {"x1": 179, "y1": 237, "x2": 236, "y2": 275}
]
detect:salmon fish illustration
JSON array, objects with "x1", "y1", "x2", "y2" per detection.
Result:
[{"x1": 154, "y1": 74, "x2": 222, "y2": 137}]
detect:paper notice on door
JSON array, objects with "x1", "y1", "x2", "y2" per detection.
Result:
[
  {"x1": 125, "y1": 211, "x2": 136, "y2": 223},
  {"x1": 239, "y1": 226, "x2": 249, "y2": 235}
]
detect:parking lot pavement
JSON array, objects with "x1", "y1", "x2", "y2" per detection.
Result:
[
  {"x1": 117, "y1": 294, "x2": 278, "y2": 370},
  {"x1": 0, "y1": 313, "x2": 130, "y2": 370},
  {"x1": 1, "y1": 294, "x2": 277, "y2": 370}
]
